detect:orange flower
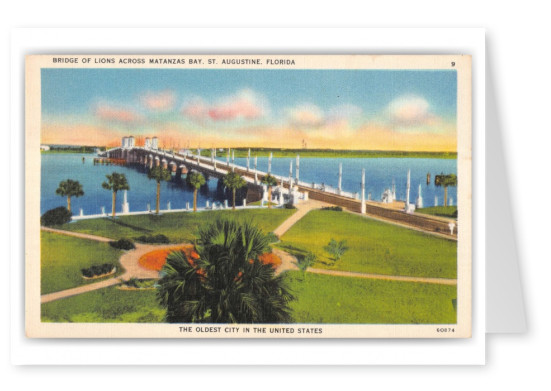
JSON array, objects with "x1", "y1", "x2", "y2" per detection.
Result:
[
  {"x1": 139, "y1": 245, "x2": 196, "y2": 271},
  {"x1": 258, "y1": 252, "x2": 281, "y2": 268}
]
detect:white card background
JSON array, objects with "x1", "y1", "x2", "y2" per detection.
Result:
[{"x1": 9, "y1": 27, "x2": 486, "y2": 365}]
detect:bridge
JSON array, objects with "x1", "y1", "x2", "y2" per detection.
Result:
[{"x1": 99, "y1": 138, "x2": 458, "y2": 239}]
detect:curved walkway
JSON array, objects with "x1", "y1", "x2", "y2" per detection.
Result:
[
  {"x1": 272, "y1": 199, "x2": 329, "y2": 237},
  {"x1": 40, "y1": 227, "x2": 177, "y2": 303},
  {"x1": 41, "y1": 226, "x2": 112, "y2": 242},
  {"x1": 273, "y1": 248, "x2": 456, "y2": 285},
  {"x1": 40, "y1": 226, "x2": 456, "y2": 304}
]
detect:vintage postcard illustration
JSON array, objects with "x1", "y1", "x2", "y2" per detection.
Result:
[{"x1": 25, "y1": 54, "x2": 472, "y2": 338}]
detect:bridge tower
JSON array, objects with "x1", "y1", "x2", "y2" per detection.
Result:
[
  {"x1": 268, "y1": 152, "x2": 273, "y2": 174},
  {"x1": 247, "y1": 149, "x2": 251, "y2": 171},
  {"x1": 145, "y1": 137, "x2": 151, "y2": 149},
  {"x1": 152, "y1": 137, "x2": 158, "y2": 150}
]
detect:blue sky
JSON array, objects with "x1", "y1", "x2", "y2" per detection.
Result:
[{"x1": 41, "y1": 68, "x2": 457, "y2": 151}]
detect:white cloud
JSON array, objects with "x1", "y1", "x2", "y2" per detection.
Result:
[{"x1": 386, "y1": 95, "x2": 433, "y2": 125}]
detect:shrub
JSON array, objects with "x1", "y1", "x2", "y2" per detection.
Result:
[
  {"x1": 298, "y1": 252, "x2": 317, "y2": 273},
  {"x1": 321, "y1": 206, "x2": 343, "y2": 212},
  {"x1": 81, "y1": 263, "x2": 115, "y2": 278},
  {"x1": 284, "y1": 202, "x2": 296, "y2": 209},
  {"x1": 109, "y1": 238, "x2": 135, "y2": 250},
  {"x1": 41, "y1": 206, "x2": 72, "y2": 226},
  {"x1": 135, "y1": 234, "x2": 170, "y2": 244},
  {"x1": 265, "y1": 232, "x2": 279, "y2": 243}
]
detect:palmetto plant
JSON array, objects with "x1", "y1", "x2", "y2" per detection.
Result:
[
  {"x1": 55, "y1": 179, "x2": 84, "y2": 213},
  {"x1": 261, "y1": 174, "x2": 278, "y2": 208},
  {"x1": 223, "y1": 172, "x2": 247, "y2": 210},
  {"x1": 187, "y1": 171, "x2": 206, "y2": 212},
  {"x1": 434, "y1": 173, "x2": 458, "y2": 207},
  {"x1": 147, "y1": 166, "x2": 172, "y2": 214},
  {"x1": 157, "y1": 219, "x2": 294, "y2": 323},
  {"x1": 101, "y1": 172, "x2": 129, "y2": 218},
  {"x1": 297, "y1": 252, "x2": 316, "y2": 274},
  {"x1": 324, "y1": 238, "x2": 349, "y2": 263}
]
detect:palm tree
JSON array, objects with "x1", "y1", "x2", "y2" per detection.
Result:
[
  {"x1": 324, "y1": 238, "x2": 349, "y2": 263},
  {"x1": 261, "y1": 174, "x2": 278, "y2": 208},
  {"x1": 157, "y1": 219, "x2": 294, "y2": 323},
  {"x1": 434, "y1": 173, "x2": 458, "y2": 207},
  {"x1": 223, "y1": 172, "x2": 247, "y2": 210},
  {"x1": 55, "y1": 179, "x2": 84, "y2": 213},
  {"x1": 187, "y1": 171, "x2": 205, "y2": 212},
  {"x1": 147, "y1": 166, "x2": 172, "y2": 214},
  {"x1": 101, "y1": 172, "x2": 129, "y2": 218}
]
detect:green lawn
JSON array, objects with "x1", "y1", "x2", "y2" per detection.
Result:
[
  {"x1": 278, "y1": 210, "x2": 457, "y2": 279},
  {"x1": 416, "y1": 206, "x2": 458, "y2": 218},
  {"x1": 41, "y1": 286, "x2": 164, "y2": 323},
  {"x1": 41, "y1": 231, "x2": 124, "y2": 294},
  {"x1": 57, "y1": 208, "x2": 295, "y2": 243},
  {"x1": 287, "y1": 271, "x2": 456, "y2": 324},
  {"x1": 41, "y1": 272, "x2": 456, "y2": 324}
]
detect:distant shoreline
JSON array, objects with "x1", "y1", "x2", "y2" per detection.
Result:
[{"x1": 41, "y1": 147, "x2": 457, "y2": 159}]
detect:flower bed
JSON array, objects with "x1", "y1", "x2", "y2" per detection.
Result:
[
  {"x1": 139, "y1": 245, "x2": 281, "y2": 272},
  {"x1": 81, "y1": 263, "x2": 116, "y2": 279},
  {"x1": 258, "y1": 252, "x2": 282, "y2": 268},
  {"x1": 138, "y1": 245, "x2": 196, "y2": 271}
]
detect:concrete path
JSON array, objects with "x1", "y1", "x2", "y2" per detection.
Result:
[
  {"x1": 40, "y1": 242, "x2": 182, "y2": 303},
  {"x1": 40, "y1": 277, "x2": 123, "y2": 303},
  {"x1": 272, "y1": 248, "x2": 300, "y2": 275},
  {"x1": 304, "y1": 267, "x2": 457, "y2": 285},
  {"x1": 272, "y1": 248, "x2": 456, "y2": 285},
  {"x1": 40, "y1": 227, "x2": 182, "y2": 303},
  {"x1": 40, "y1": 225, "x2": 456, "y2": 305},
  {"x1": 272, "y1": 199, "x2": 330, "y2": 237},
  {"x1": 41, "y1": 226, "x2": 113, "y2": 242}
]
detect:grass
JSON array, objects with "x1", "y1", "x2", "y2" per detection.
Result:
[
  {"x1": 41, "y1": 272, "x2": 456, "y2": 324},
  {"x1": 201, "y1": 148, "x2": 457, "y2": 159},
  {"x1": 416, "y1": 206, "x2": 458, "y2": 218},
  {"x1": 286, "y1": 271, "x2": 457, "y2": 324},
  {"x1": 57, "y1": 208, "x2": 295, "y2": 243},
  {"x1": 41, "y1": 286, "x2": 165, "y2": 323},
  {"x1": 41, "y1": 231, "x2": 124, "y2": 294},
  {"x1": 278, "y1": 210, "x2": 457, "y2": 279}
]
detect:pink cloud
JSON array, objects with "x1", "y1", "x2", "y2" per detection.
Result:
[
  {"x1": 94, "y1": 103, "x2": 142, "y2": 123},
  {"x1": 140, "y1": 90, "x2": 176, "y2": 112},
  {"x1": 286, "y1": 103, "x2": 325, "y2": 128},
  {"x1": 181, "y1": 97, "x2": 209, "y2": 121},
  {"x1": 386, "y1": 95, "x2": 434, "y2": 125},
  {"x1": 181, "y1": 89, "x2": 268, "y2": 122}
]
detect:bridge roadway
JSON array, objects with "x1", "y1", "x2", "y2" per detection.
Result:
[{"x1": 100, "y1": 147, "x2": 458, "y2": 240}]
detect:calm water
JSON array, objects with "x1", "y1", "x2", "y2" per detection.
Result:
[{"x1": 41, "y1": 153, "x2": 457, "y2": 215}]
